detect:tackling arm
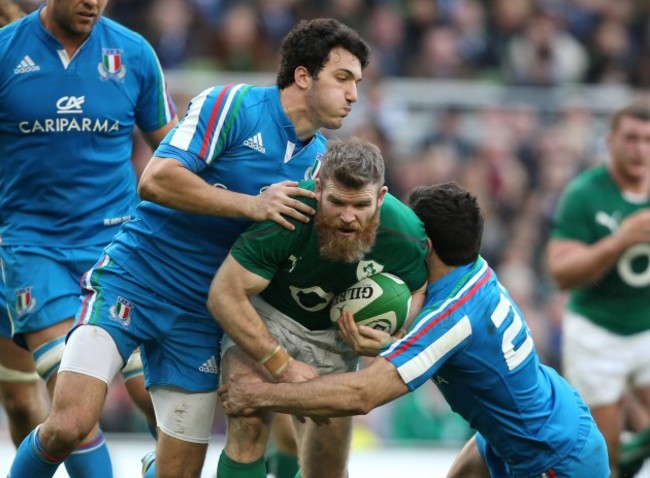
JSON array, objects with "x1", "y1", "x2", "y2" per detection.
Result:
[{"x1": 220, "y1": 356, "x2": 409, "y2": 417}]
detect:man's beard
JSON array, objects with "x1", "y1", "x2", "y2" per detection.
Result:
[{"x1": 316, "y1": 209, "x2": 380, "y2": 263}]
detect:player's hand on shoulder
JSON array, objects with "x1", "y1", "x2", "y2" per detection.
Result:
[
  {"x1": 253, "y1": 180, "x2": 315, "y2": 230},
  {"x1": 338, "y1": 311, "x2": 393, "y2": 357}
]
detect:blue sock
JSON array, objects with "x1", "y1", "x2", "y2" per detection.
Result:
[
  {"x1": 63, "y1": 429, "x2": 113, "y2": 478},
  {"x1": 9, "y1": 426, "x2": 65, "y2": 477}
]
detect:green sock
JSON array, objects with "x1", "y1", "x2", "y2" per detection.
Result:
[
  {"x1": 266, "y1": 450, "x2": 299, "y2": 478},
  {"x1": 217, "y1": 451, "x2": 266, "y2": 478}
]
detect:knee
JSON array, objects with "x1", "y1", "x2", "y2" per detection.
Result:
[{"x1": 39, "y1": 414, "x2": 95, "y2": 452}]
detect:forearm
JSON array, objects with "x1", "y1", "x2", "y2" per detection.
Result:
[
  {"x1": 547, "y1": 236, "x2": 625, "y2": 289},
  {"x1": 227, "y1": 359, "x2": 409, "y2": 417},
  {"x1": 138, "y1": 157, "x2": 256, "y2": 217},
  {"x1": 213, "y1": 295, "x2": 280, "y2": 363},
  {"x1": 251, "y1": 374, "x2": 372, "y2": 417}
]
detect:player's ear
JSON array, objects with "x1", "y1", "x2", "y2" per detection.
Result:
[
  {"x1": 294, "y1": 66, "x2": 311, "y2": 90},
  {"x1": 377, "y1": 185, "x2": 388, "y2": 207},
  {"x1": 315, "y1": 178, "x2": 322, "y2": 198}
]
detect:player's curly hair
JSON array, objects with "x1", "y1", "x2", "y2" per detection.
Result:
[
  {"x1": 319, "y1": 137, "x2": 384, "y2": 189},
  {"x1": 0, "y1": 0, "x2": 25, "y2": 28},
  {"x1": 276, "y1": 18, "x2": 370, "y2": 89},
  {"x1": 408, "y1": 182, "x2": 484, "y2": 266}
]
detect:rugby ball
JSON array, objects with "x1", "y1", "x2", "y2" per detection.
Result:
[{"x1": 330, "y1": 273, "x2": 412, "y2": 334}]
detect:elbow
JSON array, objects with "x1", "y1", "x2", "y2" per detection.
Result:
[{"x1": 137, "y1": 171, "x2": 158, "y2": 202}]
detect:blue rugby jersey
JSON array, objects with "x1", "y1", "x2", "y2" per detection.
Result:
[
  {"x1": 0, "y1": 7, "x2": 176, "y2": 247},
  {"x1": 382, "y1": 257, "x2": 590, "y2": 475},
  {"x1": 106, "y1": 84, "x2": 327, "y2": 312}
]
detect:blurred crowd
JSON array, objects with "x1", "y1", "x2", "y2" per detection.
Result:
[{"x1": 7, "y1": 0, "x2": 650, "y2": 445}]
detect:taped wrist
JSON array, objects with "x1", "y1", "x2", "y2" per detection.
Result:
[{"x1": 259, "y1": 345, "x2": 291, "y2": 378}]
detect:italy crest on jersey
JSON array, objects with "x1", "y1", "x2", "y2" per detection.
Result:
[
  {"x1": 109, "y1": 296, "x2": 133, "y2": 327},
  {"x1": 305, "y1": 152, "x2": 324, "y2": 179},
  {"x1": 98, "y1": 48, "x2": 127, "y2": 82}
]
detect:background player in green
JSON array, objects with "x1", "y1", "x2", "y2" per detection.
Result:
[
  {"x1": 547, "y1": 102, "x2": 650, "y2": 476},
  {"x1": 208, "y1": 137, "x2": 428, "y2": 478}
]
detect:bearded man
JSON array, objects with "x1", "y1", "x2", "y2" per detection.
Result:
[{"x1": 207, "y1": 137, "x2": 428, "y2": 478}]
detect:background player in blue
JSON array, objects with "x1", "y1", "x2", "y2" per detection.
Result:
[
  {"x1": 0, "y1": 0, "x2": 49, "y2": 452},
  {"x1": 219, "y1": 182, "x2": 610, "y2": 478},
  {"x1": 0, "y1": 0, "x2": 178, "y2": 476},
  {"x1": 8, "y1": 17, "x2": 371, "y2": 478}
]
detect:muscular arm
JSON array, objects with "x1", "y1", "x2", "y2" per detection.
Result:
[
  {"x1": 547, "y1": 209, "x2": 650, "y2": 289},
  {"x1": 138, "y1": 157, "x2": 315, "y2": 228},
  {"x1": 546, "y1": 238, "x2": 625, "y2": 289},
  {"x1": 221, "y1": 357, "x2": 409, "y2": 417},
  {"x1": 207, "y1": 254, "x2": 278, "y2": 362}
]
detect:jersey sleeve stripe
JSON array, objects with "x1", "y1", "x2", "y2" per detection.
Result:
[
  {"x1": 198, "y1": 84, "x2": 234, "y2": 159},
  {"x1": 384, "y1": 261, "x2": 491, "y2": 361},
  {"x1": 169, "y1": 87, "x2": 213, "y2": 151},
  {"x1": 205, "y1": 84, "x2": 250, "y2": 164},
  {"x1": 152, "y1": 54, "x2": 176, "y2": 126},
  {"x1": 396, "y1": 316, "x2": 472, "y2": 386}
]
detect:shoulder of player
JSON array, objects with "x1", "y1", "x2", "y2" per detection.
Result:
[
  {"x1": 559, "y1": 164, "x2": 610, "y2": 202},
  {"x1": 0, "y1": 12, "x2": 29, "y2": 51}
]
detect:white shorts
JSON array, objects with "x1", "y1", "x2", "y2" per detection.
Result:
[
  {"x1": 221, "y1": 296, "x2": 359, "y2": 376},
  {"x1": 562, "y1": 312, "x2": 650, "y2": 407}
]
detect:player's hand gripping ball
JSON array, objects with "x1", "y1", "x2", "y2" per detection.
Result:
[{"x1": 330, "y1": 273, "x2": 412, "y2": 334}]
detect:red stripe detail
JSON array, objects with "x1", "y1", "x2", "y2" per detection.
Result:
[
  {"x1": 76, "y1": 271, "x2": 92, "y2": 327},
  {"x1": 546, "y1": 470, "x2": 557, "y2": 478},
  {"x1": 77, "y1": 431, "x2": 104, "y2": 450},
  {"x1": 386, "y1": 267, "x2": 492, "y2": 361},
  {"x1": 37, "y1": 447, "x2": 67, "y2": 463},
  {"x1": 198, "y1": 84, "x2": 233, "y2": 159}
]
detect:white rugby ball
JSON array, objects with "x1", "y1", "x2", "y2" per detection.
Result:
[{"x1": 330, "y1": 273, "x2": 412, "y2": 334}]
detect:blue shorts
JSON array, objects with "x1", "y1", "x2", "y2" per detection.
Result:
[
  {"x1": 476, "y1": 415, "x2": 609, "y2": 478},
  {"x1": 0, "y1": 245, "x2": 102, "y2": 346},
  {"x1": 0, "y1": 286, "x2": 11, "y2": 339},
  {"x1": 73, "y1": 255, "x2": 222, "y2": 393}
]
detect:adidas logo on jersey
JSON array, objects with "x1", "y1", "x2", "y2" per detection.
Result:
[
  {"x1": 14, "y1": 55, "x2": 40, "y2": 74},
  {"x1": 199, "y1": 355, "x2": 219, "y2": 374},
  {"x1": 243, "y1": 132, "x2": 266, "y2": 153}
]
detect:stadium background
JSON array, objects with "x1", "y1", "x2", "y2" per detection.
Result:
[{"x1": 3, "y1": 0, "x2": 650, "y2": 475}]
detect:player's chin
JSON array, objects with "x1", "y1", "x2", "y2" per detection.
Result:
[{"x1": 324, "y1": 117, "x2": 346, "y2": 130}]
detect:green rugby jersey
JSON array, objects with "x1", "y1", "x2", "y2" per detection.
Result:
[
  {"x1": 231, "y1": 180, "x2": 428, "y2": 330},
  {"x1": 550, "y1": 164, "x2": 650, "y2": 335}
]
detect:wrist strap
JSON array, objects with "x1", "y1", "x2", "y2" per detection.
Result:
[{"x1": 259, "y1": 345, "x2": 291, "y2": 378}]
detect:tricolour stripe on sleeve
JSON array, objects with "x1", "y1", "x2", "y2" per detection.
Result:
[
  {"x1": 169, "y1": 87, "x2": 214, "y2": 151},
  {"x1": 204, "y1": 84, "x2": 252, "y2": 164},
  {"x1": 384, "y1": 260, "x2": 491, "y2": 361},
  {"x1": 396, "y1": 316, "x2": 472, "y2": 385},
  {"x1": 152, "y1": 53, "x2": 176, "y2": 126}
]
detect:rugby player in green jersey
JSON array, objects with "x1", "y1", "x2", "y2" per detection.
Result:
[{"x1": 208, "y1": 137, "x2": 428, "y2": 478}]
